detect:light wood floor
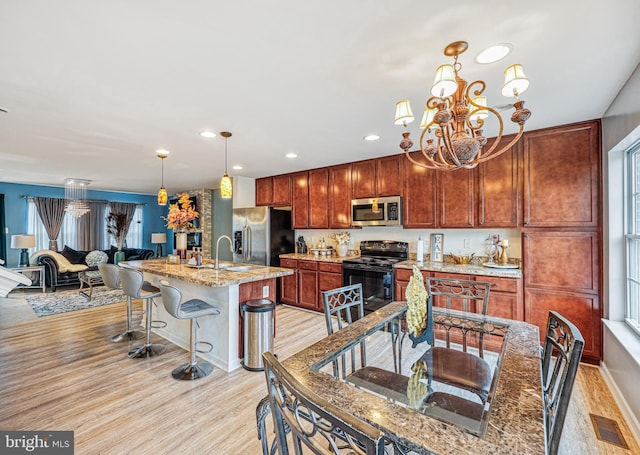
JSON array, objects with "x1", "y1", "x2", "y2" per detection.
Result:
[{"x1": 0, "y1": 292, "x2": 638, "y2": 454}]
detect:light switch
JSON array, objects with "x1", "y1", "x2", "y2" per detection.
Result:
[{"x1": 262, "y1": 285, "x2": 269, "y2": 298}]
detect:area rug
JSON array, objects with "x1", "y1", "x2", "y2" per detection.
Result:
[{"x1": 25, "y1": 287, "x2": 125, "y2": 317}]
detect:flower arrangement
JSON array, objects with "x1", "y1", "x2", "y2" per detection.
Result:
[
  {"x1": 106, "y1": 212, "x2": 129, "y2": 250},
  {"x1": 330, "y1": 231, "x2": 351, "y2": 246},
  {"x1": 165, "y1": 193, "x2": 199, "y2": 232}
]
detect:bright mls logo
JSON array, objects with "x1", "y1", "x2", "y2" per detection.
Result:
[{"x1": 0, "y1": 431, "x2": 73, "y2": 454}]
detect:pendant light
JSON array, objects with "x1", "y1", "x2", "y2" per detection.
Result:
[
  {"x1": 220, "y1": 132, "x2": 233, "y2": 199},
  {"x1": 157, "y1": 149, "x2": 170, "y2": 205}
]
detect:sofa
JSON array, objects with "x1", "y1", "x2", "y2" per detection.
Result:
[{"x1": 32, "y1": 246, "x2": 154, "y2": 291}]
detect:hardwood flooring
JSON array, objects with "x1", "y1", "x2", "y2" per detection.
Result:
[{"x1": 0, "y1": 292, "x2": 638, "y2": 454}]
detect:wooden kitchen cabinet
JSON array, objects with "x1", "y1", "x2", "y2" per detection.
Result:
[
  {"x1": 308, "y1": 168, "x2": 329, "y2": 228},
  {"x1": 522, "y1": 120, "x2": 600, "y2": 227},
  {"x1": 328, "y1": 163, "x2": 352, "y2": 229},
  {"x1": 255, "y1": 177, "x2": 273, "y2": 206},
  {"x1": 318, "y1": 262, "x2": 343, "y2": 310},
  {"x1": 352, "y1": 155, "x2": 403, "y2": 199},
  {"x1": 292, "y1": 172, "x2": 309, "y2": 229},
  {"x1": 474, "y1": 275, "x2": 523, "y2": 321},
  {"x1": 297, "y1": 260, "x2": 319, "y2": 311},
  {"x1": 437, "y1": 168, "x2": 475, "y2": 227},
  {"x1": 403, "y1": 151, "x2": 437, "y2": 228},
  {"x1": 477, "y1": 136, "x2": 521, "y2": 227},
  {"x1": 280, "y1": 258, "x2": 298, "y2": 305}
]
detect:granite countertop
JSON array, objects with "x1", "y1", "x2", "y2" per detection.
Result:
[
  {"x1": 282, "y1": 302, "x2": 544, "y2": 454},
  {"x1": 279, "y1": 253, "x2": 356, "y2": 263},
  {"x1": 396, "y1": 260, "x2": 523, "y2": 279},
  {"x1": 119, "y1": 258, "x2": 293, "y2": 287}
]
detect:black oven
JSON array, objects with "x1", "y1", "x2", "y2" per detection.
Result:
[{"x1": 341, "y1": 240, "x2": 408, "y2": 319}]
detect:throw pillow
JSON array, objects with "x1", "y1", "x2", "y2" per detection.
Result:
[
  {"x1": 60, "y1": 245, "x2": 89, "y2": 264},
  {"x1": 85, "y1": 250, "x2": 108, "y2": 267}
]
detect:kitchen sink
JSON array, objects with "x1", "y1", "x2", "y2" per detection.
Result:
[{"x1": 226, "y1": 266, "x2": 251, "y2": 272}]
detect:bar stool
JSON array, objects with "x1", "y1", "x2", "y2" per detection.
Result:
[
  {"x1": 99, "y1": 264, "x2": 144, "y2": 342},
  {"x1": 119, "y1": 268, "x2": 167, "y2": 359},
  {"x1": 158, "y1": 280, "x2": 220, "y2": 380}
]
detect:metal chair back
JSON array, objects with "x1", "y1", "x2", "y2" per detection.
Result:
[
  {"x1": 98, "y1": 263, "x2": 120, "y2": 290},
  {"x1": 541, "y1": 311, "x2": 584, "y2": 455},
  {"x1": 263, "y1": 351, "x2": 385, "y2": 455},
  {"x1": 322, "y1": 283, "x2": 366, "y2": 378}
]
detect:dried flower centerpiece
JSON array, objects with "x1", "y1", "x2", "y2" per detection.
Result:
[
  {"x1": 106, "y1": 212, "x2": 128, "y2": 250},
  {"x1": 165, "y1": 193, "x2": 199, "y2": 232}
]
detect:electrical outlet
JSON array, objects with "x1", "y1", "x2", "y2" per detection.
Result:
[
  {"x1": 262, "y1": 285, "x2": 269, "y2": 298},
  {"x1": 464, "y1": 238, "x2": 471, "y2": 249}
]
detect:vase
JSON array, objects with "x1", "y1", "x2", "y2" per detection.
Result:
[
  {"x1": 114, "y1": 249, "x2": 125, "y2": 265},
  {"x1": 337, "y1": 244, "x2": 348, "y2": 257},
  {"x1": 176, "y1": 232, "x2": 188, "y2": 262}
]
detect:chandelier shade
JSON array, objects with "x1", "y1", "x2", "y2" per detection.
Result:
[
  {"x1": 395, "y1": 40, "x2": 532, "y2": 171},
  {"x1": 220, "y1": 132, "x2": 233, "y2": 199},
  {"x1": 64, "y1": 178, "x2": 91, "y2": 218}
]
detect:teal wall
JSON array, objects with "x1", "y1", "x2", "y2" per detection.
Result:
[
  {"x1": 0, "y1": 182, "x2": 167, "y2": 265},
  {"x1": 212, "y1": 188, "x2": 233, "y2": 261}
]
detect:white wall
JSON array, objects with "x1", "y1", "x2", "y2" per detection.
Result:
[{"x1": 602, "y1": 61, "x2": 640, "y2": 436}]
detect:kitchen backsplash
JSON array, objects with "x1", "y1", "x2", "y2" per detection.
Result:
[{"x1": 295, "y1": 227, "x2": 522, "y2": 259}]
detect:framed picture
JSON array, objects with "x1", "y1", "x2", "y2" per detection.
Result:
[
  {"x1": 167, "y1": 254, "x2": 180, "y2": 264},
  {"x1": 430, "y1": 233, "x2": 444, "y2": 262}
]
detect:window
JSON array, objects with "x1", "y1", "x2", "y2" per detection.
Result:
[
  {"x1": 625, "y1": 141, "x2": 640, "y2": 335},
  {"x1": 27, "y1": 200, "x2": 143, "y2": 252}
]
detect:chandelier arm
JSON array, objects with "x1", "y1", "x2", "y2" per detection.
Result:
[
  {"x1": 418, "y1": 128, "x2": 455, "y2": 170},
  {"x1": 474, "y1": 124, "x2": 526, "y2": 165},
  {"x1": 439, "y1": 122, "x2": 463, "y2": 167}
]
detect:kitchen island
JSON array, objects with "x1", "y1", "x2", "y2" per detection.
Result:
[{"x1": 119, "y1": 259, "x2": 293, "y2": 372}]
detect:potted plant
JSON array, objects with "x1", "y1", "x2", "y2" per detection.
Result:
[{"x1": 106, "y1": 212, "x2": 128, "y2": 264}]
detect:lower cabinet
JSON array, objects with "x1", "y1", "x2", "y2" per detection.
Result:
[
  {"x1": 318, "y1": 262, "x2": 343, "y2": 311},
  {"x1": 298, "y1": 261, "x2": 319, "y2": 311},
  {"x1": 279, "y1": 258, "x2": 342, "y2": 313},
  {"x1": 280, "y1": 258, "x2": 298, "y2": 305}
]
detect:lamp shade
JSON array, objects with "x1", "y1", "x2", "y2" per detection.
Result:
[
  {"x1": 11, "y1": 234, "x2": 35, "y2": 249},
  {"x1": 394, "y1": 100, "x2": 415, "y2": 126},
  {"x1": 431, "y1": 64, "x2": 457, "y2": 98},
  {"x1": 151, "y1": 233, "x2": 167, "y2": 244},
  {"x1": 502, "y1": 64, "x2": 529, "y2": 98},
  {"x1": 419, "y1": 107, "x2": 437, "y2": 130},
  {"x1": 469, "y1": 96, "x2": 489, "y2": 121},
  {"x1": 220, "y1": 173, "x2": 233, "y2": 199},
  {"x1": 158, "y1": 186, "x2": 168, "y2": 205}
]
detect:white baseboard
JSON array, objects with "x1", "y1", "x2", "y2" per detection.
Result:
[{"x1": 600, "y1": 361, "x2": 640, "y2": 445}]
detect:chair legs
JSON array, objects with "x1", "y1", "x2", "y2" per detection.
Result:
[
  {"x1": 171, "y1": 318, "x2": 213, "y2": 380},
  {"x1": 128, "y1": 298, "x2": 167, "y2": 358},
  {"x1": 111, "y1": 296, "x2": 145, "y2": 342}
]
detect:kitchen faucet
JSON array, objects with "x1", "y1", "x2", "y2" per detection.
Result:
[{"x1": 215, "y1": 235, "x2": 234, "y2": 269}]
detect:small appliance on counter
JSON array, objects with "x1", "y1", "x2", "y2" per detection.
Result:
[{"x1": 342, "y1": 240, "x2": 409, "y2": 319}]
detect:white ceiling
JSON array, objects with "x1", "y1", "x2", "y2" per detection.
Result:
[{"x1": 1, "y1": 1, "x2": 639, "y2": 195}]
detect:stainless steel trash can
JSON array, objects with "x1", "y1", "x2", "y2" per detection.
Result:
[{"x1": 240, "y1": 299, "x2": 275, "y2": 371}]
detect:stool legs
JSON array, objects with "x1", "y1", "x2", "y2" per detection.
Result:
[
  {"x1": 128, "y1": 297, "x2": 166, "y2": 358},
  {"x1": 171, "y1": 318, "x2": 213, "y2": 380},
  {"x1": 111, "y1": 296, "x2": 145, "y2": 342}
]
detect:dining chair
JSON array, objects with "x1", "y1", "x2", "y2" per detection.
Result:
[
  {"x1": 541, "y1": 311, "x2": 584, "y2": 455},
  {"x1": 263, "y1": 351, "x2": 386, "y2": 454}
]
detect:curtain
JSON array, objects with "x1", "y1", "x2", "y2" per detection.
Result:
[
  {"x1": 77, "y1": 201, "x2": 107, "y2": 251},
  {"x1": 107, "y1": 202, "x2": 137, "y2": 247},
  {"x1": 33, "y1": 197, "x2": 67, "y2": 251}
]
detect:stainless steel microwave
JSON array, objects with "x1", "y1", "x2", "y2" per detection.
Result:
[{"x1": 351, "y1": 196, "x2": 402, "y2": 226}]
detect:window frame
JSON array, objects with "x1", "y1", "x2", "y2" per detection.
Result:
[{"x1": 625, "y1": 140, "x2": 640, "y2": 336}]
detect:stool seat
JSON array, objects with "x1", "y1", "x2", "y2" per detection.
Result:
[
  {"x1": 99, "y1": 264, "x2": 144, "y2": 342},
  {"x1": 158, "y1": 280, "x2": 220, "y2": 380},
  {"x1": 119, "y1": 268, "x2": 166, "y2": 359}
]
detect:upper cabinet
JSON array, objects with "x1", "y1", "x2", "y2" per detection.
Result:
[
  {"x1": 292, "y1": 169, "x2": 329, "y2": 229},
  {"x1": 522, "y1": 120, "x2": 600, "y2": 227},
  {"x1": 477, "y1": 135, "x2": 521, "y2": 228},
  {"x1": 352, "y1": 155, "x2": 403, "y2": 199},
  {"x1": 328, "y1": 163, "x2": 352, "y2": 229},
  {"x1": 255, "y1": 174, "x2": 291, "y2": 207},
  {"x1": 438, "y1": 168, "x2": 475, "y2": 228},
  {"x1": 403, "y1": 151, "x2": 437, "y2": 228}
]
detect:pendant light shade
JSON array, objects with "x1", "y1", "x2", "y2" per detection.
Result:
[
  {"x1": 220, "y1": 132, "x2": 233, "y2": 199},
  {"x1": 157, "y1": 150, "x2": 170, "y2": 206}
]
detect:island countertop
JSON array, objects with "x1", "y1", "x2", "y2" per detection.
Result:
[{"x1": 119, "y1": 258, "x2": 293, "y2": 287}]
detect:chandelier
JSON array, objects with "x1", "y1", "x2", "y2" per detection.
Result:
[
  {"x1": 64, "y1": 178, "x2": 91, "y2": 218},
  {"x1": 394, "y1": 41, "x2": 531, "y2": 171}
]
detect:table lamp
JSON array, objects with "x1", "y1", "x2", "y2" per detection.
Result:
[
  {"x1": 11, "y1": 234, "x2": 35, "y2": 267},
  {"x1": 151, "y1": 233, "x2": 167, "y2": 258}
]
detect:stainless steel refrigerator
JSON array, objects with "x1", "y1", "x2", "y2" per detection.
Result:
[{"x1": 232, "y1": 207, "x2": 294, "y2": 267}]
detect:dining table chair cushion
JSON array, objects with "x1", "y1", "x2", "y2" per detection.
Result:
[
  {"x1": 425, "y1": 392, "x2": 485, "y2": 421},
  {"x1": 422, "y1": 347, "x2": 492, "y2": 398}
]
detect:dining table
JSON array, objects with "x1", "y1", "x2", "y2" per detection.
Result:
[{"x1": 281, "y1": 301, "x2": 545, "y2": 454}]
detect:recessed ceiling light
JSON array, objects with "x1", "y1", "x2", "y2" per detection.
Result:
[
  {"x1": 286, "y1": 153, "x2": 298, "y2": 158},
  {"x1": 475, "y1": 43, "x2": 512, "y2": 64},
  {"x1": 200, "y1": 131, "x2": 216, "y2": 138},
  {"x1": 232, "y1": 165, "x2": 243, "y2": 170},
  {"x1": 364, "y1": 134, "x2": 380, "y2": 141}
]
